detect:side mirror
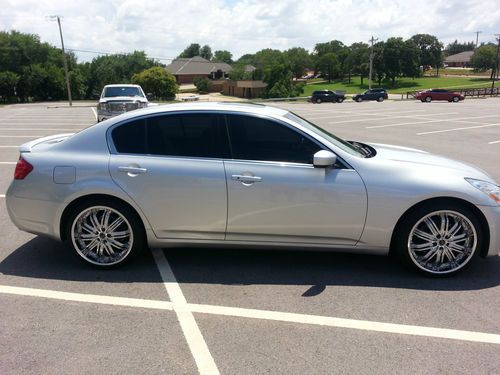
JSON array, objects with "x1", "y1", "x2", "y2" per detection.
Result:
[
  {"x1": 313, "y1": 150, "x2": 337, "y2": 168},
  {"x1": 146, "y1": 93, "x2": 153, "y2": 100}
]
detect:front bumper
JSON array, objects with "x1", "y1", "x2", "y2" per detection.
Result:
[{"x1": 478, "y1": 205, "x2": 500, "y2": 256}]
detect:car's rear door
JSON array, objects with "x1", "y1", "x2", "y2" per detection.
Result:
[
  {"x1": 108, "y1": 113, "x2": 229, "y2": 240},
  {"x1": 223, "y1": 114, "x2": 367, "y2": 245}
]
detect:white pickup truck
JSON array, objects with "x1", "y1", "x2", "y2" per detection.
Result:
[{"x1": 96, "y1": 84, "x2": 149, "y2": 122}]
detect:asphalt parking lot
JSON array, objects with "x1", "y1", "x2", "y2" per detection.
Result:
[{"x1": 0, "y1": 99, "x2": 499, "y2": 374}]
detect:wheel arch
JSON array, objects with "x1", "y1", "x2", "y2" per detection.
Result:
[
  {"x1": 389, "y1": 197, "x2": 490, "y2": 258},
  {"x1": 60, "y1": 194, "x2": 147, "y2": 242}
]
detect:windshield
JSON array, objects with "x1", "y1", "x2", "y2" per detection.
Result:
[
  {"x1": 103, "y1": 86, "x2": 143, "y2": 98},
  {"x1": 285, "y1": 112, "x2": 364, "y2": 157}
]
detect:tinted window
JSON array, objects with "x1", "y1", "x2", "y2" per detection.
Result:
[
  {"x1": 227, "y1": 114, "x2": 322, "y2": 164},
  {"x1": 104, "y1": 87, "x2": 143, "y2": 97},
  {"x1": 147, "y1": 114, "x2": 229, "y2": 158},
  {"x1": 112, "y1": 119, "x2": 146, "y2": 154}
]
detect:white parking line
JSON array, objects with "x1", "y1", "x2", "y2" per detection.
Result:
[
  {"x1": 1, "y1": 283, "x2": 499, "y2": 345},
  {"x1": 0, "y1": 285, "x2": 173, "y2": 310},
  {"x1": 152, "y1": 249, "x2": 220, "y2": 375},
  {"x1": 0, "y1": 128, "x2": 80, "y2": 131},
  {"x1": 417, "y1": 123, "x2": 500, "y2": 135},
  {"x1": 0, "y1": 162, "x2": 16, "y2": 164},
  {"x1": 91, "y1": 107, "x2": 97, "y2": 121},
  {"x1": 0, "y1": 146, "x2": 18, "y2": 148},
  {"x1": 489, "y1": 140, "x2": 500, "y2": 144},
  {"x1": 366, "y1": 115, "x2": 500, "y2": 129},
  {"x1": 0, "y1": 194, "x2": 5, "y2": 198},
  {"x1": 0, "y1": 135, "x2": 48, "y2": 138}
]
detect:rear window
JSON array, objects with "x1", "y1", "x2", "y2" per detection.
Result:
[{"x1": 112, "y1": 119, "x2": 146, "y2": 154}]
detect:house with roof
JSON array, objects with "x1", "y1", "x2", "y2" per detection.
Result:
[
  {"x1": 165, "y1": 56, "x2": 232, "y2": 84},
  {"x1": 444, "y1": 51, "x2": 474, "y2": 68}
]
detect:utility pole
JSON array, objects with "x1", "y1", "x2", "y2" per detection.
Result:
[
  {"x1": 368, "y1": 36, "x2": 378, "y2": 90},
  {"x1": 49, "y1": 15, "x2": 72, "y2": 106},
  {"x1": 474, "y1": 31, "x2": 482, "y2": 49},
  {"x1": 492, "y1": 34, "x2": 500, "y2": 96}
]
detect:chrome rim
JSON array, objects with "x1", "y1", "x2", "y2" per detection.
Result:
[
  {"x1": 408, "y1": 210, "x2": 477, "y2": 274},
  {"x1": 71, "y1": 206, "x2": 134, "y2": 266}
]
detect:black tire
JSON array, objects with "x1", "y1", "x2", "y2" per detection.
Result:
[
  {"x1": 392, "y1": 201, "x2": 483, "y2": 277},
  {"x1": 66, "y1": 199, "x2": 146, "y2": 268},
  {"x1": 356, "y1": 97, "x2": 363, "y2": 102},
  {"x1": 377, "y1": 96, "x2": 384, "y2": 102},
  {"x1": 452, "y1": 96, "x2": 459, "y2": 102},
  {"x1": 425, "y1": 96, "x2": 432, "y2": 103},
  {"x1": 316, "y1": 98, "x2": 322, "y2": 104},
  {"x1": 336, "y1": 98, "x2": 344, "y2": 103}
]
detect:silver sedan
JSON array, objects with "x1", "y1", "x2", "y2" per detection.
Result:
[{"x1": 6, "y1": 103, "x2": 500, "y2": 276}]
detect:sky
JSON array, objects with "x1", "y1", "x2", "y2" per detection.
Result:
[{"x1": 1, "y1": 0, "x2": 499, "y2": 63}]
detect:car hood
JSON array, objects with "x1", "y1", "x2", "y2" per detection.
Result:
[
  {"x1": 99, "y1": 96, "x2": 148, "y2": 103},
  {"x1": 368, "y1": 142, "x2": 496, "y2": 182}
]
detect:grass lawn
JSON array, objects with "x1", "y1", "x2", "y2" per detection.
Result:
[
  {"x1": 425, "y1": 68, "x2": 491, "y2": 77},
  {"x1": 302, "y1": 76, "x2": 492, "y2": 96}
]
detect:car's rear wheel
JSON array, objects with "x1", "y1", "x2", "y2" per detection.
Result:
[
  {"x1": 356, "y1": 97, "x2": 363, "y2": 102},
  {"x1": 377, "y1": 96, "x2": 384, "y2": 102},
  {"x1": 336, "y1": 98, "x2": 344, "y2": 103},
  {"x1": 393, "y1": 202, "x2": 482, "y2": 276},
  {"x1": 316, "y1": 98, "x2": 322, "y2": 104},
  {"x1": 425, "y1": 96, "x2": 432, "y2": 102},
  {"x1": 67, "y1": 200, "x2": 145, "y2": 267},
  {"x1": 452, "y1": 96, "x2": 460, "y2": 102}
]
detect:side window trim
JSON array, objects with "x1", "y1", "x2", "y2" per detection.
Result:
[{"x1": 223, "y1": 113, "x2": 348, "y2": 168}]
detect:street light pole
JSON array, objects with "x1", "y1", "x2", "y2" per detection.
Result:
[
  {"x1": 491, "y1": 34, "x2": 500, "y2": 96},
  {"x1": 474, "y1": 31, "x2": 482, "y2": 49},
  {"x1": 368, "y1": 36, "x2": 378, "y2": 90},
  {"x1": 50, "y1": 15, "x2": 72, "y2": 106}
]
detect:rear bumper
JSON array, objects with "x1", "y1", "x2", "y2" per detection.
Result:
[
  {"x1": 6, "y1": 184, "x2": 61, "y2": 240},
  {"x1": 478, "y1": 205, "x2": 500, "y2": 256}
]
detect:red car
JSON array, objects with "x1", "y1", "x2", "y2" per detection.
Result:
[{"x1": 416, "y1": 89, "x2": 464, "y2": 102}]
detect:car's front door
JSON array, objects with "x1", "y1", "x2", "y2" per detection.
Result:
[
  {"x1": 109, "y1": 113, "x2": 229, "y2": 240},
  {"x1": 223, "y1": 114, "x2": 367, "y2": 245}
]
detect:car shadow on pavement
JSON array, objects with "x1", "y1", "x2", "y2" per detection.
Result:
[
  {"x1": 0, "y1": 236, "x2": 161, "y2": 283},
  {"x1": 1, "y1": 237, "x2": 499, "y2": 291}
]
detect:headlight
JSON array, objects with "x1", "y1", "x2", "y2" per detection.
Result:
[
  {"x1": 465, "y1": 178, "x2": 500, "y2": 205},
  {"x1": 98, "y1": 102, "x2": 107, "y2": 110}
]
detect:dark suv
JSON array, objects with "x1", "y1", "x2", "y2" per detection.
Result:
[
  {"x1": 352, "y1": 88, "x2": 388, "y2": 102},
  {"x1": 310, "y1": 90, "x2": 346, "y2": 104}
]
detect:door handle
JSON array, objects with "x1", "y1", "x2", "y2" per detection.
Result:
[
  {"x1": 118, "y1": 166, "x2": 148, "y2": 174},
  {"x1": 231, "y1": 174, "x2": 262, "y2": 183}
]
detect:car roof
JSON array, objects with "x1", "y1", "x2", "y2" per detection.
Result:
[
  {"x1": 102, "y1": 102, "x2": 290, "y2": 123},
  {"x1": 103, "y1": 84, "x2": 142, "y2": 88}
]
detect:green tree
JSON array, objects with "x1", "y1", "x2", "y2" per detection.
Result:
[
  {"x1": 401, "y1": 39, "x2": 421, "y2": 78},
  {"x1": 178, "y1": 43, "x2": 201, "y2": 58},
  {"x1": 410, "y1": 34, "x2": 443, "y2": 74},
  {"x1": 372, "y1": 41, "x2": 385, "y2": 86},
  {"x1": 200, "y1": 45, "x2": 212, "y2": 60},
  {"x1": 193, "y1": 76, "x2": 211, "y2": 93},
  {"x1": 285, "y1": 47, "x2": 312, "y2": 79},
  {"x1": 317, "y1": 53, "x2": 340, "y2": 83},
  {"x1": 345, "y1": 42, "x2": 369, "y2": 84},
  {"x1": 131, "y1": 67, "x2": 178, "y2": 100},
  {"x1": 470, "y1": 44, "x2": 498, "y2": 78},
  {"x1": 236, "y1": 53, "x2": 256, "y2": 65},
  {"x1": 261, "y1": 55, "x2": 297, "y2": 98},
  {"x1": 213, "y1": 50, "x2": 233, "y2": 64},
  {"x1": 383, "y1": 37, "x2": 405, "y2": 87},
  {"x1": 0, "y1": 71, "x2": 19, "y2": 101}
]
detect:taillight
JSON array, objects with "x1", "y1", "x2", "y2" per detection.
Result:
[{"x1": 14, "y1": 157, "x2": 33, "y2": 180}]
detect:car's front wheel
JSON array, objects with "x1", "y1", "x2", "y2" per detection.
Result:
[
  {"x1": 452, "y1": 96, "x2": 460, "y2": 102},
  {"x1": 336, "y1": 98, "x2": 344, "y2": 103},
  {"x1": 67, "y1": 200, "x2": 145, "y2": 267},
  {"x1": 316, "y1": 98, "x2": 322, "y2": 104},
  {"x1": 356, "y1": 97, "x2": 363, "y2": 102},
  {"x1": 425, "y1": 96, "x2": 432, "y2": 102},
  {"x1": 393, "y1": 202, "x2": 483, "y2": 276}
]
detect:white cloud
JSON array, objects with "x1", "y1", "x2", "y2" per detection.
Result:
[{"x1": 1, "y1": 0, "x2": 499, "y2": 62}]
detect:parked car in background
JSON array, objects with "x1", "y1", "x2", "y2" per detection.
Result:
[
  {"x1": 416, "y1": 89, "x2": 464, "y2": 103},
  {"x1": 97, "y1": 84, "x2": 149, "y2": 122},
  {"x1": 6, "y1": 102, "x2": 500, "y2": 276},
  {"x1": 310, "y1": 90, "x2": 346, "y2": 103},
  {"x1": 352, "y1": 88, "x2": 388, "y2": 102}
]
